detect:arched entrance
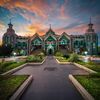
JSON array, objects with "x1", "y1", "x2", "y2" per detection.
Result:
[
  {"x1": 48, "y1": 48, "x2": 53, "y2": 55},
  {"x1": 47, "y1": 44, "x2": 54, "y2": 55}
]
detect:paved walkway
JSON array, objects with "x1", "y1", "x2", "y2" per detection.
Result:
[{"x1": 14, "y1": 56, "x2": 88, "y2": 100}]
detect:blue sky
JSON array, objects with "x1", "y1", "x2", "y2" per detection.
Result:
[{"x1": 0, "y1": 0, "x2": 100, "y2": 45}]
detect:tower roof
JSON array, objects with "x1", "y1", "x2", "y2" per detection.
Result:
[
  {"x1": 8, "y1": 19, "x2": 13, "y2": 28},
  {"x1": 46, "y1": 24, "x2": 55, "y2": 35},
  {"x1": 86, "y1": 17, "x2": 95, "y2": 33}
]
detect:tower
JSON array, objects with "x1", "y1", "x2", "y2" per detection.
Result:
[
  {"x1": 3, "y1": 19, "x2": 17, "y2": 47},
  {"x1": 85, "y1": 17, "x2": 98, "y2": 55}
]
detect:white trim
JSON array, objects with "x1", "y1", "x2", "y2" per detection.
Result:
[{"x1": 59, "y1": 32, "x2": 70, "y2": 40}]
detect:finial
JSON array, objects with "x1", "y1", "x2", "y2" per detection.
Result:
[
  {"x1": 50, "y1": 24, "x2": 51, "y2": 29},
  {"x1": 8, "y1": 18, "x2": 13, "y2": 27}
]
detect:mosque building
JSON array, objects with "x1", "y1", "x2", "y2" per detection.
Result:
[{"x1": 2, "y1": 20, "x2": 98, "y2": 55}]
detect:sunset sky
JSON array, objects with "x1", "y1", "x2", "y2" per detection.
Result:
[{"x1": 0, "y1": 0, "x2": 100, "y2": 45}]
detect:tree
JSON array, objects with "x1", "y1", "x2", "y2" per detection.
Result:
[{"x1": 0, "y1": 44, "x2": 13, "y2": 57}]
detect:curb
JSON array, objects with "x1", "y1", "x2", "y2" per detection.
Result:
[
  {"x1": 10, "y1": 75, "x2": 33, "y2": 100},
  {"x1": 1, "y1": 57, "x2": 47, "y2": 75},
  {"x1": 73, "y1": 63, "x2": 97, "y2": 74},
  {"x1": 55, "y1": 57, "x2": 72, "y2": 64},
  {"x1": 27, "y1": 56, "x2": 47, "y2": 66},
  {"x1": 69, "y1": 74, "x2": 94, "y2": 100},
  {"x1": 1, "y1": 63, "x2": 27, "y2": 75}
]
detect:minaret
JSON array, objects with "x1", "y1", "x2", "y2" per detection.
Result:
[
  {"x1": 3, "y1": 19, "x2": 17, "y2": 47},
  {"x1": 85, "y1": 17, "x2": 98, "y2": 55},
  {"x1": 86, "y1": 17, "x2": 94, "y2": 33}
]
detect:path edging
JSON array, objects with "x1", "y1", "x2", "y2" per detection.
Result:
[
  {"x1": 1, "y1": 63, "x2": 27, "y2": 75},
  {"x1": 54, "y1": 56, "x2": 71, "y2": 64},
  {"x1": 10, "y1": 75, "x2": 33, "y2": 100},
  {"x1": 1, "y1": 57, "x2": 47, "y2": 75},
  {"x1": 69, "y1": 74, "x2": 94, "y2": 100},
  {"x1": 73, "y1": 63, "x2": 97, "y2": 74}
]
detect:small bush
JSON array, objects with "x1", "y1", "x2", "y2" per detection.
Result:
[
  {"x1": 55, "y1": 51, "x2": 63, "y2": 57},
  {"x1": 26, "y1": 53, "x2": 45, "y2": 62},
  {"x1": 63, "y1": 54, "x2": 70, "y2": 59},
  {"x1": 68, "y1": 53, "x2": 79, "y2": 62}
]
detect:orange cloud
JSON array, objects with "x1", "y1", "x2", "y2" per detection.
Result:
[
  {"x1": 59, "y1": 5, "x2": 70, "y2": 20},
  {"x1": 25, "y1": 22, "x2": 47, "y2": 36}
]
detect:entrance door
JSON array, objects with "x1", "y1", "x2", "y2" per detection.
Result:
[
  {"x1": 48, "y1": 49, "x2": 53, "y2": 55},
  {"x1": 47, "y1": 44, "x2": 54, "y2": 55}
]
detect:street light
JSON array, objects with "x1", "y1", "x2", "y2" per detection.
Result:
[
  {"x1": 84, "y1": 51, "x2": 88, "y2": 56},
  {"x1": 13, "y1": 52, "x2": 16, "y2": 56}
]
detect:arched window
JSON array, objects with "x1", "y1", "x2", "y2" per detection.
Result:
[{"x1": 34, "y1": 39, "x2": 41, "y2": 45}]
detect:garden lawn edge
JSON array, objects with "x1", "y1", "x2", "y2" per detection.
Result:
[
  {"x1": 54, "y1": 56, "x2": 71, "y2": 64},
  {"x1": 73, "y1": 63, "x2": 97, "y2": 74},
  {"x1": 27, "y1": 56, "x2": 47, "y2": 66},
  {"x1": 1, "y1": 57, "x2": 47, "y2": 75},
  {"x1": 69, "y1": 74, "x2": 94, "y2": 100},
  {"x1": 10, "y1": 75, "x2": 33, "y2": 100},
  {"x1": 1, "y1": 63, "x2": 27, "y2": 75}
]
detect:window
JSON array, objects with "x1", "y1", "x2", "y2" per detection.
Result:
[{"x1": 60, "y1": 39, "x2": 67, "y2": 45}]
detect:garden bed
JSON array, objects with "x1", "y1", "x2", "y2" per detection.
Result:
[
  {"x1": 75, "y1": 75, "x2": 100, "y2": 100},
  {"x1": 26, "y1": 53, "x2": 45, "y2": 63},
  {"x1": 0, "y1": 61, "x2": 25, "y2": 74},
  {"x1": 77, "y1": 61, "x2": 100, "y2": 73},
  {"x1": 55, "y1": 56, "x2": 68, "y2": 62},
  {"x1": 0, "y1": 75, "x2": 28, "y2": 100}
]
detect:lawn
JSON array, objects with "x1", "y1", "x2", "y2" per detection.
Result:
[
  {"x1": 77, "y1": 61, "x2": 100, "y2": 73},
  {"x1": 0, "y1": 75, "x2": 28, "y2": 100},
  {"x1": 0, "y1": 61, "x2": 25, "y2": 74},
  {"x1": 75, "y1": 75, "x2": 100, "y2": 100}
]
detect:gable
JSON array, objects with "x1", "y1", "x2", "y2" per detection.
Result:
[
  {"x1": 31, "y1": 37, "x2": 42, "y2": 45},
  {"x1": 59, "y1": 35, "x2": 69, "y2": 42},
  {"x1": 45, "y1": 35, "x2": 56, "y2": 42}
]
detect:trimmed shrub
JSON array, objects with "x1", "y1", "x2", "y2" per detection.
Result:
[
  {"x1": 68, "y1": 53, "x2": 79, "y2": 62},
  {"x1": 63, "y1": 54, "x2": 70, "y2": 59},
  {"x1": 55, "y1": 51, "x2": 63, "y2": 57},
  {"x1": 26, "y1": 53, "x2": 45, "y2": 62}
]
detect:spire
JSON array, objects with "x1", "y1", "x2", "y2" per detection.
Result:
[
  {"x1": 8, "y1": 18, "x2": 13, "y2": 28},
  {"x1": 86, "y1": 17, "x2": 94, "y2": 33},
  {"x1": 49, "y1": 24, "x2": 51, "y2": 29},
  {"x1": 88, "y1": 16, "x2": 93, "y2": 29}
]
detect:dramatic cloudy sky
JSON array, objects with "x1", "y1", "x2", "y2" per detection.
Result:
[{"x1": 0, "y1": 0, "x2": 100, "y2": 44}]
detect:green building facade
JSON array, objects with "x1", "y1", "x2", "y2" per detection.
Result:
[{"x1": 2, "y1": 21, "x2": 98, "y2": 55}]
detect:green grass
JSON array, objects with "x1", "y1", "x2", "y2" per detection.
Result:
[
  {"x1": 75, "y1": 75, "x2": 100, "y2": 100},
  {"x1": 55, "y1": 56, "x2": 68, "y2": 62},
  {"x1": 26, "y1": 55, "x2": 45, "y2": 63},
  {"x1": 0, "y1": 61, "x2": 25, "y2": 74},
  {"x1": 77, "y1": 61, "x2": 100, "y2": 73},
  {"x1": 0, "y1": 75, "x2": 28, "y2": 100}
]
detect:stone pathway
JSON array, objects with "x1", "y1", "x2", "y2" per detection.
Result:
[{"x1": 14, "y1": 56, "x2": 88, "y2": 100}]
